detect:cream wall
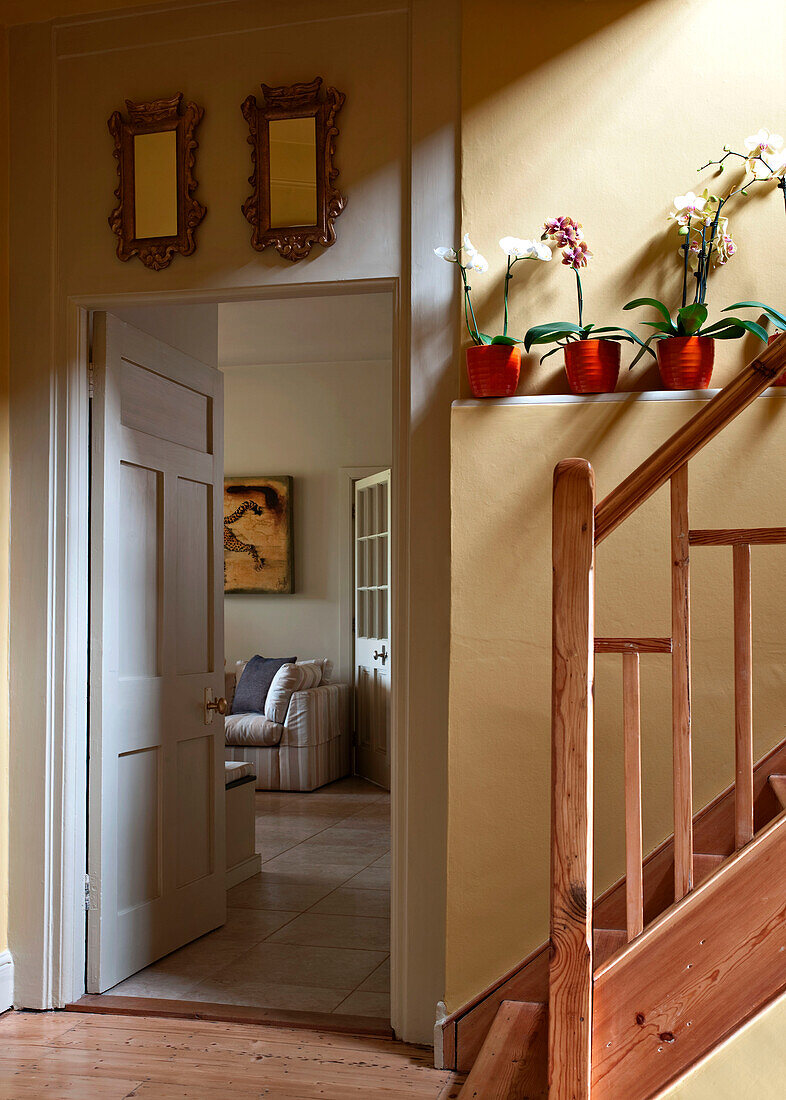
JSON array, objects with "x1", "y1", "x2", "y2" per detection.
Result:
[
  {"x1": 222, "y1": 357, "x2": 392, "y2": 672},
  {"x1": 6, "y1": 0, "x2": 459, "y2": 1043},
  {"x1": 449, "y1": 392, "x2": 786, "y2": 1009},
  {"x1": 461, "y1": 0, "x2": 786, "y2": 397},
  {"x1": 661, "y1": 989, "x2": 786, "y2": 1097}
]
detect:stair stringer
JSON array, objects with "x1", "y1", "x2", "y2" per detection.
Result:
[{"x1": 592, "y1": 810, "x2": 786, "y2": 1099}]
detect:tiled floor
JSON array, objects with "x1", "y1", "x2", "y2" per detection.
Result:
[{"x1": 107, "y1": 777, "x2": 391, "y2": 1019}]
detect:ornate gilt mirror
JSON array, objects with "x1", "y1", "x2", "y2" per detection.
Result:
[
  {"x1": 241, "y1": 78, "x2": 346, "y2": 261},
  {"x1": 108, "y1": 94, "x2": 206, "y2": 271}
]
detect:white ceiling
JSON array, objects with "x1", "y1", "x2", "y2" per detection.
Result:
[{"x1": 218, "y1": 291, "x2": 393, "y2": 368}]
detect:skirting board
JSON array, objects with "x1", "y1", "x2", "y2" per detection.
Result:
[
  {"x1": 226, "y1": 853, "x2": 261, "y2": 891},
  {"x1": 0, "y1": 950, "x2": 13, "y2": 1013}
]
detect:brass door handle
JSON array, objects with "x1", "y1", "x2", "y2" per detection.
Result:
[{"x1": 204, "y1": 688, "x2": 229, "y2": 724}]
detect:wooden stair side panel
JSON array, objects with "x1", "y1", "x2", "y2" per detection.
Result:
[
  {"x1": 453, "y1": 949, "x2": 549, "y2": 1073},
  {"x1": 459, "y1": 1001, "x2": 547, "y2": 1100},
  {"x1": 591, "y1": 814, "x2": 786, "y2": 1099}
]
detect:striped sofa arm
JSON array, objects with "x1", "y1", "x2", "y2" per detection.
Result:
[{"x1": 281, "y1": 683, "x2": 350, "y2": 748}]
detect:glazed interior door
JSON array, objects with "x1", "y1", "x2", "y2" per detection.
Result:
[
  {"x1": 87, "y1": 312, "x2": 226, "y2": 993},
  {"x1": 354, "y1": 470, "x2": 392, "y2": 790}
]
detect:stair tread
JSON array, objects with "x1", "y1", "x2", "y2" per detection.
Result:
[
  {"x1": 460, "y1": 1000, "x2": 547, "y2": 1100},
  {"x1": 769, "y1": 774, "x2": 786, "y2": 810}
]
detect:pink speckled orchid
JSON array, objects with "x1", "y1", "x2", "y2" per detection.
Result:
[{"x1": 525, "y1": 217, "x2": 647, "y2": 361}]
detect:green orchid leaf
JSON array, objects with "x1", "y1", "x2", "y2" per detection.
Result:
[
  {"x1": 524, "y1": 322, "x2": 583, "y2": 350},
  {"x1": 538, "y1": 345, "x2": 566, "y2": 364},
  {"x1": 641, "y1": 320, "x2": 676, "y2": 334},
  {"x1": 592, "y1": 326, "x2": 649, "y2": 347},
  {"x1": 724, "y1": 301, "x2": 786, "y2": 329},
  {"x1": 477, "y1": 332, "x2": 493, "y2": 346},
  {"x1": 623, "y1": 297, "x2": 674, "y2": 324},
  {"x1": 700, "y1": 322, "x2": 746, "y2": 340},
  {"x1": 704, "y1": 318, "x2": 768, "y2": 343},
  {"x1": 677, "y1": 303, "x2": 708, "y2": 336},
  {"x1": 628, "y1": 334, "x2": 661, "y2": 368},
  {"x1": 490, "y1": 334, "x2": 524, "y2": 346},
  {"x1": 582, "y1": 323, "x2": 595, "y2": 336}
]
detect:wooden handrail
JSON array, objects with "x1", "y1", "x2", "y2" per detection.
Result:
[{"x1": 594, "y1": 334, "x2": 786, "y2": 545}]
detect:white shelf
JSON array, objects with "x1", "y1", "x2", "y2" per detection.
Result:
[{"x1": 453, "y1": 388, "x2": 786, "y2": 409}]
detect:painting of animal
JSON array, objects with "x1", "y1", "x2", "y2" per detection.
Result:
[{"x1": 223, "y1": 476, "x2": 294, "y2": 593}]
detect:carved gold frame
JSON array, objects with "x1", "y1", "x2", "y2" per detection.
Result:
[
  {"x1": 241, "y1": 77, "x2": 346, "y2": 261},
  {"x1": 108, "y1": 94, "x2": 206, "y2": 271}
]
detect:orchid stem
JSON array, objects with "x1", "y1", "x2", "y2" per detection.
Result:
[
  {"x1": 461, "y1": 267, "x2": 482, "y2": 345},
  {"x1": 575, "y1": 268, "x2": 583, "y2": 329},
  {"x1": 503, "y1": 257, "x2": 513, "y2": 337}
]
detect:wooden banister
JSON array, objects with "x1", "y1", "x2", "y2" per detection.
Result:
[
  {"x1": 594, "y1": 637, "x2": 672, "y2": 654},
  {"x1": 733, "y1": 544, "x2": 754, "y2": 849},
  {"x1": 594, "y1": 335, "x2": 786, "y2": 545},
  {"x1": 550, "y1": 459, "x2": 595, "y2": 1100},
  {"x1": 690, "y1": 527, "x2": 786, "y2": 546},
  {"x1": 671, "y1": 465, "x2": 693, "y2": 900}
]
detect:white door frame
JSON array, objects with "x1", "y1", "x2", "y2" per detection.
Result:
[{"x1": 45, "y1": 280, "x2": 403, "y2": 1016}]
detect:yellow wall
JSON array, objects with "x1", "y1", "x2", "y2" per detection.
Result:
[
  {"x1": 661, "y1": 987, "x2": 786, "y2": 1097},
  {"x1": 448, "y1": 0, "x2": 786, "y2": 1012},
  {"x1": 461, "y1": 0, "x2": 786, "y2": 397},
  {"x1": 450, "y1": 392, "x2": 786, "y2": 1008}
]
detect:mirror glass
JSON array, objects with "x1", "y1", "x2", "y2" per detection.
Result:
[
  {"x1": 268, "y1": 117, "x2": 317, "y2": 228},
  {"x1": 133, "y1": 130, "x2": 178, "y2": 239}
]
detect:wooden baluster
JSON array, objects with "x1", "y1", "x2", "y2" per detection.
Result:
[
  {"x1": 671, "y1": 465, "x2": 693, "y2": 901},
  {"x1": 733, "y1": 543, "x2": 754, "y2": 848},
  {"x1": 550, "y1": 458, "x2": 595, "y2": 1100},
  {"x1": 622, "y1": 651, "x2": 644, "y2": 940}
]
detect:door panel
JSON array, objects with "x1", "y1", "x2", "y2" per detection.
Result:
[
  {"x1": 88, "y1": 312, "x2": 225, "y2": 993},
  {"x1": 354, "y1": 470, "x2": 391, "y2": 790}
]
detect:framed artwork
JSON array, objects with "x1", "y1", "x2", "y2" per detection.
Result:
[
  {"x1": 224, "y1": 476, "x2": 294, "y2": 594},
  {"x1": 108, "y1": 93, "x2": 206, "y2": 270}
]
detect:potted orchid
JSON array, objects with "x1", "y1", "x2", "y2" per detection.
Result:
[
  {"x1": 435, "y1": 233, "x2": 551, "y2": 397},
  {"x1": 524, "y1": 217, "x2": 649, "y2": 394},
  {"x1": 724, "y1": 301, "x2": 786, "y2": 383},
  {"x1": 625, "y1": 129, "x2": 785, "y2": 389}
]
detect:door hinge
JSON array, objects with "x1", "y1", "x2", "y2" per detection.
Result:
[
  {"x1": 352, "y1": 617, "x2": 356, "y2": 635},
  {"x1": 88, "y1": 362, "x2": 95, "y2": 399},
  {"x1": 352, "y1": 502, "x2": 356, "y2": 520},
  {"x1": 84, "y1": 873, "x2": 91, "y2": 911}
]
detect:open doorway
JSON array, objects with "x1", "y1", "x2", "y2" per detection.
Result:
[{"x1": 85, "y1": 289, "x2": 395, "y2": 1025}]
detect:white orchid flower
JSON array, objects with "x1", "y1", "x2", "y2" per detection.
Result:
[
  {"x1": 673, "y1": 191, "x2": 706, "y2": 215},
  {"x1": 744, "y1": 128, "x2": 783, "y2": 155},
  {"x1": 434, "y1": 246, "x2": 458, "y2": 262},
  {"x1": 499, "y1": 236, "x2": 531, "y2": 258},
  {"x1": 499, "y1": 236, "x2": 553, "y2": 261},
  {"x1": 469, "y1": 252, "x2": 489, "y2": 273},
  {"x1": 462, "y1": 233, "x2": 478, "y2": 259}
]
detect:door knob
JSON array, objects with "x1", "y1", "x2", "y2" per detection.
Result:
[
  {"x1": 373, "y1": 645, "x2": 388, "y2": 665},
  {"x1": 204, "y1": 688, "x2": 229, "y2": 724}
]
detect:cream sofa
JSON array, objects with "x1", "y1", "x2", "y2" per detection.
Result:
[{"x1": 224, "y1": 659, "x2": 351, "y2": 791}]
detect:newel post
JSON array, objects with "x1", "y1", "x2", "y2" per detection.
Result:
[{"x1": 549, "y1": 459, "x2": 595, "y2": 1100}]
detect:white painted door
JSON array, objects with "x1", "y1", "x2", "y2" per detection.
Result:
[
  {"x1": 354, "y1": 470, "x2": 391, "y2": 790},
  {"x1": 87, "y1": 313, "x2": 226, "y2": 993}
]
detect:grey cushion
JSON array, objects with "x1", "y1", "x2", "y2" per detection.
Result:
[
  {"x1": 224, "y1": 760, "x2": 256, "y2": 785},
  {"x1": 231, "y1": 655, "x2": 295, "y2": 714}
]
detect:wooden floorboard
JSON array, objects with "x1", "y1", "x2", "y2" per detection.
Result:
[{"x1": 0, "y1": 1010, "x2": 465, "y2": 1100}]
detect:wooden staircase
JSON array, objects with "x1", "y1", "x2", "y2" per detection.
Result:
[{"x1": 451, "y1": 335, "x2": 786, "y2": 1099}]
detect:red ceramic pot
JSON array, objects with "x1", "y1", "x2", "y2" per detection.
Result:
[
  {"x1": 466, "y1": 344, "x2": 521, "y2": 398},
  {"x1": 768, "y1": 331, "x2": 786, "y2": 385},
  {"x1": 657, "y1": 336, "x2": 715, "y2": 390},
  {"x1": 563, "y1": 339, "x2": 620, "y2": 395}
]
